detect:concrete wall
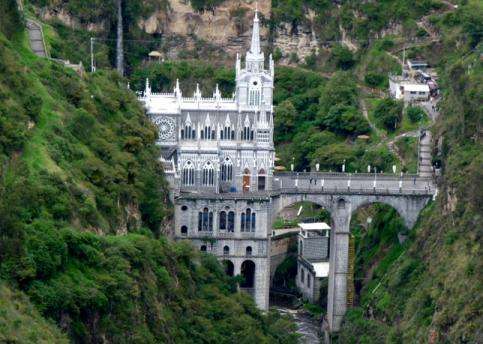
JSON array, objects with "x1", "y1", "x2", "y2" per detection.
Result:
[
  {"x1": 296, "y1": 258, "x2": 323, "y2": 303},
  {"x1": 269, "y1": 234, "x2": 297, "y2": 284}
]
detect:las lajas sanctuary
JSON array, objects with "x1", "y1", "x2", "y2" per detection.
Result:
[
  {"x1": 139, "y1": 9, "x2": 435, "y2": 331},
  {"x1": 139, "y1": 9, "x2": 275, "y2": 309}
]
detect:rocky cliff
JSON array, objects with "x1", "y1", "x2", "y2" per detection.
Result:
[{"x1": 35, "y1": 0, "x2": 320, "y2": 64}]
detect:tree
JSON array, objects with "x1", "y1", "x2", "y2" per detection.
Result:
[
  {"x1": 373, "y1": 98, "x2": 403, "y2": 131},
  {"x1": 273, "y1": 48, "x2": 283, "y2": 63},
  {"x1": 406, "y1": 106, "x2": 425, "y2": 123},
  {"x1": 331, "y1": 44, "x2": 355, "y2": 70},
  {"x1": 319, "y1": 104, "x2": 370, "y2": 136},
  {"x1": 318, "y1": 72, "x2": 359, "y2": 113},
  {"x1": 364, "y1": 72, "x2": 385, "y2": 88},
  {"x1": 274, "y1": 100, "x2": 297, "y2": 143}
]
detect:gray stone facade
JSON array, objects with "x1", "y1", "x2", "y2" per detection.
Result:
[
  {"x1": 139, "y1": 10, "x2": 274, "y2": 311},
  {"x1": 138, "y1": 10, "x2": 436, "y2": 333}
]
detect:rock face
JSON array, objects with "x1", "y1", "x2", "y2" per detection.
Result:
[
  {"x1": 273, "y1": 21, "x2": 319, "y2": 64},
  {"x1": 36, "y1": 0, "x2": 321, "y2": 64},
  {"x1": 138, "y1": 0, "x2": 272, "y2": 57}
]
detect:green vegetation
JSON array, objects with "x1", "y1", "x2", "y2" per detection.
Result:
[
  {"x1": 335, "y1": 1, "x2": 483, "y2": 341},
  {"x1": 0, "y1": 0, "x2": 24, "y2": 40},
  {"x1": 0, "y1": 8, "x2": 298, "y2": 342},
  {"x1": 190, "y1": 0, "x2": 225, "y2": 12},
  {"x1": 0, "y1": 282, "x2": 68, "y2": 343},
  {"x1": 406, "y1": 105, "x2": 427, "y2": 123},
  {"x1": 373, "y1": 98, "x2": 403, "y2": 132},
  {"x1": 395, "y1": 137, "x2": 419, "y2": 173}
]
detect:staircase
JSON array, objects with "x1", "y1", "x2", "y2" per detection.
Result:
[
  {"x1": 418, "y1": 129, "x2": 433, "y2": 177},
  {"x1": 347, "y1": 235, "x2": 355, "y2": 307},
  {"x1": 26, "y1": 19, "x2": 49, "y2": 58}
]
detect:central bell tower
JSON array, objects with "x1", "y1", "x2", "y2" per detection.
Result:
[{"x1": 235, "y1": 8, "x2": 274, "y2": 114}]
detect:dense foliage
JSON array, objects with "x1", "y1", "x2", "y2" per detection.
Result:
[
  {"x1": 0, "y1": 12, "x2": 298, "y2": 342},
  {"x1": 373, "y1": 98, "x2": 403, "y2": 132},
  {"x1": 336, "y1": 1, "x2": 483, "y2": 342}
]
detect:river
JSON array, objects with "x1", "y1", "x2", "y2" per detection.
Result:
[{"x1": 275, "y1": 306, "x2": 323, "y2": 343}]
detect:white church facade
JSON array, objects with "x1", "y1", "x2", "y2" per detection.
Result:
[{"x1": 139, "y1": 10, "x2": 275, "y2": 309}]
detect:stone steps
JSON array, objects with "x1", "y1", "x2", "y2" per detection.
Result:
[{"x1": 26, "y1": 19, "x2": 48, "y2": 58}]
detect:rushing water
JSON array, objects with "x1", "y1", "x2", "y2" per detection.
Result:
[{"x1": 276, "y1": 306, "x2": 322, "y2": 344}]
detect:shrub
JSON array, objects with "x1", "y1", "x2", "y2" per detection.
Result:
[
  {"x1": 406, "y1": 106, "x2": 426, "y2": 123},
  {"x1": 331, "y1": 44, "x2": 355, "y2": 70},
  {"x1": 364, "y1": 72, "x2": 385, "y2": 88},
  {"x1": 373, "y1": 98, "x2": 403, "y2": 131},
  {"x1": 319, "y1": 104, "x2": 370, "y2": 136}
]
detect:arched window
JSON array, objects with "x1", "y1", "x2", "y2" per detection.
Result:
[
  {"x1": 201, "y1": 115, "x2": 215, "y2": 140},
  {"x1": 181, "y1": 225, "x2": 188, "y2": 236},
  {"x1": 198, "y1": 207, "x2": 213, "y2": 231},
  {"x1": 183, "y1": 115, "x2": 194, "y2": 140},
  {"x1": 219, "y1": 211, "x2": 227, "y2": 230},
  {"x1": 182, "y1": 161, "x2": 195, "y2": 186},
  {"x1": 227, "y1": 211, "x2": 235, "y2": 232},
  {"x1": 241, "y1": 212, "x2": 246, "y2": 232},
  {"x1": 338, "y1": 198, "x2": 346, "y2": 209},
  {"x1": 245, "y1": 208, "x2": 251, "y2": 231},
  {"x1": 246, "y1": 246, "x2": 252, "y2": 256},
  {"x1": 223, "y1": 245, "x2": 230, "y2": 255},
  {"x1": 307, "y1": 274, "x2": 311, "y2": 287},
  {"x1": 202, "y1": 161, "x2": 214, "y2": 186},
  {"x1": 221, "y1": 157, "x2": 233, "y2": 182},
  {"x1": 241, "y1": 209, "x2": 256, "y2": 232},
  {"x1": 301, "y1": 268, "x2": 305, "y2": 283},
  {"x1": 242, "y1": 116, "x2": 252, "y2": 141},
  {"x1": 258, "y1": 169, "x2": 266, "y2": 191},
  {"x1": 200, "y1": 245, "x2": 207, "y2": 252}
]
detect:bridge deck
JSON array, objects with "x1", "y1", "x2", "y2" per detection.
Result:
[{"x1": 176, "y1": 173, "x2": 436, "y2": 199}]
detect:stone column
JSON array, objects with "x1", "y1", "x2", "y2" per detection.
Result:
[
  {"x1": 327, "y1": 200, "x2": 352, "y2": 332},
  {"x1": 254, "y1": 257, "x2": 270, "y2": 310}
]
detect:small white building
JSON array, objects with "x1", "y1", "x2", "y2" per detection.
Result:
[
  {"x1": 389, "y1": 76, "x2": 430, "y2": 102},
  {"x1": 296, "y1": 222, "x2": 331, "y2": 303},
  {"x1": 407, "y1": 59, "x2": 428, "y2": 71}
]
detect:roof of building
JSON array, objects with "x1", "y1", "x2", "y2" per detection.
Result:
[
  {"x1": 402, "y1": 83, "x2": 430, "y2": 92},
  {"x1": 298, "y1": 222, "x2": 331, "y2": 231},
  {"x1": 312, "y1": 262, "x2": 330, "y2": 278},
  {"x1": 408, "y1": 59, "x2": 428, "y2": 66}
]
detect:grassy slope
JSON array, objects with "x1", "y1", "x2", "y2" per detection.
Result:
[
  {"x1": 0, "y1": 16, "x2": 298, "y2": 344},
  {"x1": 0, "y1": 283, "x2": 68, "y2": 343},
  {"x1": 336, "y1": 2, "x2": 483, "y2": 342}
]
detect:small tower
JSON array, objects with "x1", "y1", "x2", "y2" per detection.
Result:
[{"x1": 235, "y1": 8, "x2": 274, "y2": 112}]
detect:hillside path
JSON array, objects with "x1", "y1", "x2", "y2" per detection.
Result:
[{"x1": 26, "y1": 19, "x2": 48, "y2": 57}]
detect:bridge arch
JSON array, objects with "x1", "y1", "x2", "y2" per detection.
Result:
[{"x1": 240, "y1": 260, "x2": 256, "y2": 288}]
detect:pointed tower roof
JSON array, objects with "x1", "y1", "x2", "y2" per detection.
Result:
[
  {"x1": 250, "y1": 5, "x2": 261, "y2": 56},
  {"x1": 245, "y1": 6, "x2": 264, "y2": 66}
]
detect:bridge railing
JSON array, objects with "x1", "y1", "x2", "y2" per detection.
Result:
[
  {"x1": 275, "y1": 186, "x2": 433, "y2": 196},
  {"x1": 274, "y1": 171, "x2": 431, "y2": 181}
]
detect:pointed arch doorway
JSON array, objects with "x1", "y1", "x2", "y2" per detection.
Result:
[{"x1": 243, "y1": 168, "x2": 251, "y2": 193}]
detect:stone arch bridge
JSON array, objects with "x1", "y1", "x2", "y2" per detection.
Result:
[{"x1": 270, "y1": 172, "x2": 435, "y2": 332}]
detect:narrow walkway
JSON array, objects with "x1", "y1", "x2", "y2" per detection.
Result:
[
  {"x1": 26, "y1": 19, "x2": 48, "y2": 57},
  {"x1": 419, "y1": 130, "x2": 433, "y2": 178}
]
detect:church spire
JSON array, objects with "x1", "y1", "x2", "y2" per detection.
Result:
[{"x1": 250, "y1": 4, "x2": 261, "y2": 56}]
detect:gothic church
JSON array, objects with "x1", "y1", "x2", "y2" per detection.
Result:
[{"x1": 139, "y1": 10, "x2": 275, "y2": 309}]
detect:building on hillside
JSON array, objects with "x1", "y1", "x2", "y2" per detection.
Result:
[
  {"x1": 407, "y1": 59, "x2": 428, "y2": 71},
  {"x1": 138, "y1": 9, "x2": 275, "y2": 310},
  {"x1": 296, "y1": 222, "x2": 331, "y2": 303},
  {"x1": 389, "y1": 75, "x2": 430, "y2": 102}
]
